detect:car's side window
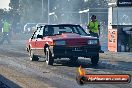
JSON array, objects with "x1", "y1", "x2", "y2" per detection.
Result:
[
  {"x1": 39, "y1": 27, "x2": 43, "y2": 36},
  {"x1": 32, "y1": 32, "x2": 36, "y2": 39},
  {"x1": 33, "y1": 32, "x2": 37, "y2": 39},
  {"x1": 44, "y1": 27, "x2": 48, "y2": 36},
  {"x1": 32, "y1": 29, "x2": 40, "y2": 39}
]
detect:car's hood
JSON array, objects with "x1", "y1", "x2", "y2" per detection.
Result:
[{"x1": 45, "y1": 33, "x2": 99, "y2": 46}]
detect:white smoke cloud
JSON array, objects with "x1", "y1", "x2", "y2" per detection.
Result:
[{"x1": 0, "y1": 0, "x2": 10, "y2": 10}]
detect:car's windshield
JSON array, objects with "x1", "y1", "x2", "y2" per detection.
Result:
[{"x1": 45, "y1": 25, "x2": 88, "y2": 36}]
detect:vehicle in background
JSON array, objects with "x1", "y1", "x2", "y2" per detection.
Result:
[
  {"x1": 35, "y1": 23, "x2": 47, "y2": 28},
  {"x1": 23, "y1": 23, "x2": 37, "y2": 33},
  {"x1": 26, "y1": 24, "x2": 100, "y2": 66}
]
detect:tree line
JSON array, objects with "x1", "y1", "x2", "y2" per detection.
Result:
[{"x1": 0, "y1": 0, "x2": 109, "y2": 32}]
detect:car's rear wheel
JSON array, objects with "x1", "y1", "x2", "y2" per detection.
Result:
[
  {"x1": 91, "y1": 54, "x2": 99, "y2": 66},
  {"x1": 26, "y1": 48, "x2": 29, "y2": 52},
  {"x1": 46, "y1": 47, "x2": 54, "y2": 65},
  {"x1": 29, "y1": 49, "x2": 39, "y2": 61},
  {"x1": 69, "y1": 57, "x2": 78, "y2": 62}
]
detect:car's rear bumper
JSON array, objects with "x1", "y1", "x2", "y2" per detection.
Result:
[{"x1": 50, "y1": 45, "x2": 100, "y2": 58}]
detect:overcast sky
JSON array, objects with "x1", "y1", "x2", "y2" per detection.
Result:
[{"x1": 0, "y1": 0, "x2": 10, "y2": 9}]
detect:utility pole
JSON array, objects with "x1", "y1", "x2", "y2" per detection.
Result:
[
  {"x1": 48, "y1": 0, "x2": 50, "y2": 24},
  {"x1": 42, "y1": 0, "x2": 44, "y2": 19}
]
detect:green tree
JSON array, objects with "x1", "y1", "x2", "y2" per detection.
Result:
[
  {"x1": 19, "y1": 0, "x2": 49, "y2": 27},
  {"x1": 9, "y1": 0, "x2": 21, "y2": 32}
]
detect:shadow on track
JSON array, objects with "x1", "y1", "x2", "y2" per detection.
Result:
[
  {"x1": 53, "y1": 58, "x2": 97, "y2": 68},
  {"x1": 0, "y1": 75, "x2": 21, "y2": 88},
  {"x1": 52, "y1": 58, "x2": 132, "y2": 71}
]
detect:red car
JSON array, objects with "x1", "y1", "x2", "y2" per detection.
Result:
[{"x1": 26, "y1": 24, "x2": 100, "y2": 65}]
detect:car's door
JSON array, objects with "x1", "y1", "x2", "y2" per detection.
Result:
[
  {"x1": 35, "y1": 27, "x2": 46, "y2": 57},
  {"x1": 29, "y1": 30, "x2": 38, "y2": 55}
]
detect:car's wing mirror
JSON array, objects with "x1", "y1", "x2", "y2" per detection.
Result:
[
  {"x1": 40, "y1": 26, "x2": 43, "y2": 28},
  {"x1": 37, "y1": 27, "x2": 39, "y2": 30},
  {"x1": 37, "y1": 35, "x2": 43, "y2": 39}
]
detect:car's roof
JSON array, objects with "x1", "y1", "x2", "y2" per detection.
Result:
[
  {"x1": 46, "y1": 24, "x2": 79, "y2": 26},
  {"x1": 39, "y1": 24, "x2": 79, "y2": 27},
  {"x1": 37, "y1": 24, "x2": 81, "y2": 28}
]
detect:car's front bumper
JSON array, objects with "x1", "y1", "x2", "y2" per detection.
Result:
[{"x1": 50, "y1": 45, "x2": 100, "y2": 58}]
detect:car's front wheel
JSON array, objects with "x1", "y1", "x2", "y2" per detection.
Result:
[
  {"x1": 91, "y1": 54, "x2": 99, "y2": 66},
  {"x1": 29, "y1": 49, "x2": 39, "y2": 61},
  {"x1": 46, "y1": 47, "x2": 54, "y2": 65}
]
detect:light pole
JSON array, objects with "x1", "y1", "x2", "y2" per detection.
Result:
[
  {"x1": 42, "y1": 0, "x2": 49, "y2": 24},
  {"x1": 42, "y1": 0, "x2": 44, "y2": 19},
  {"x1": 48, "y1": 0, "x2": 50, "y2": 24}
]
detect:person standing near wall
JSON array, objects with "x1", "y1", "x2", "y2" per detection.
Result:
[
  {"x1": 87, "y1": 15, "x2": 99, "y2": 38},
  {"x1": 87, "y1": 15, "x2": 104, "y2": 53}
]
